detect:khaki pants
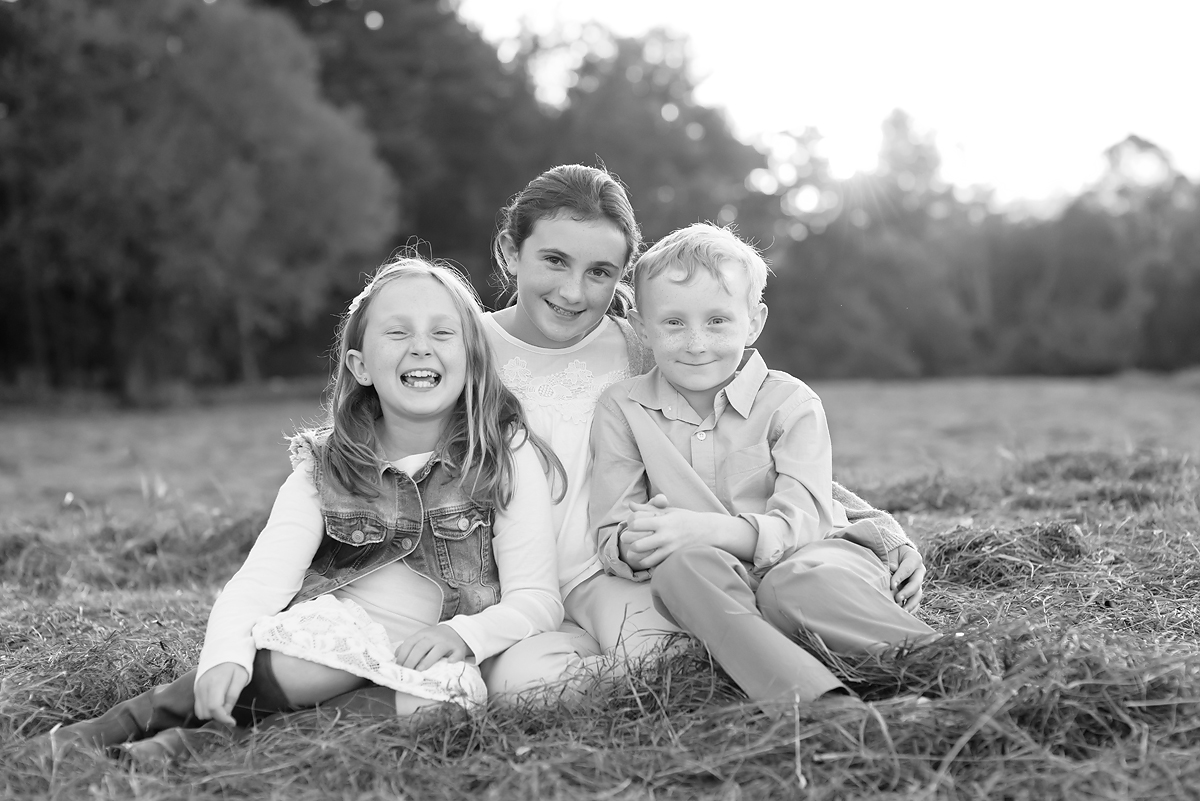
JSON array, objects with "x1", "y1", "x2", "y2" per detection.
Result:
[
  {"x1": 651, "y1": 540, "x2": 938, "y2": 704},
  {"x1": 480, "y1": 572, "x2": 682, "y2": 700}
]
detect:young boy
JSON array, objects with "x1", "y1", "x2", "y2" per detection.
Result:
[{"x1": 588, "y1": 223, "x2": 937, "y2": 706}]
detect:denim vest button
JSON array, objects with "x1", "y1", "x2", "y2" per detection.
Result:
[
  {"x1": 457, "y1": 517, "x2": 470, "y2": 531},
  {"x1": 400, "y1": 537, "x2": 414, "y2": 550},
  {"x1": 350, "y1": 530, "x2": 365, "y2": 543}
]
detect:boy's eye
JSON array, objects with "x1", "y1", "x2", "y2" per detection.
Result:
[{"x1": 710, "y1": 317, "x2": 728, "y2": 325}]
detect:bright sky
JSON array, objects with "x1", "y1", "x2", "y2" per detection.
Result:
[{"x1": 456, "y1": 0, "x2": 1200, "y2": 208}]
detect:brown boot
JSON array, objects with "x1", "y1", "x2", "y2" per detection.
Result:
[
  {"x1": 42, "y1": 669, "x2": 199, "y2": 757},
  {"x1": 119, "y1": 720, "x2": 245, "y2": 766}
]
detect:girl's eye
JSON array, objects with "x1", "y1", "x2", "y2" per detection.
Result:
[
  {"x1": 588, "y1": 267, "x2": 614, "y2": 279},
  {"x1": 544, "y1": 255, "x2": 565, "y2": 267},
  {"x1": 434, "y1": 329, "x2": 456, "y2": 338}
]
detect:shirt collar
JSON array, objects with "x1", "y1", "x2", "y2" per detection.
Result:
[
  {"x1": 722, "y1": 349, "x2": 768, "y2": 418},
  {"x1": 628, "y1": 349, "x2": 768, "y2": 420},
  {"x1": 379, "y1": 450, "x2": 442, "y2": 480},
  {"x1": 627, "y1": 368, "x2": 677, "y2": 414}
]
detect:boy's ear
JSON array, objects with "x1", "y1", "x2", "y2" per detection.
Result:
[
  {"x1": 628, "y1": 307, "x2": 650, "y2": 345},
  {"x1": 745, "y1": 302, "x2": 768, "y2": 347},
  {"x1": 345, "y1": 349, "x2": 373, "y2": 386},
  {"x1": 498, "y1": 233, "x2": 519, "y2": 275}
]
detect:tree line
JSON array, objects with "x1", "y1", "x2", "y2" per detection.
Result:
[{"x1": 2, "y1": 0, "x2": 1197, "y2": 401}]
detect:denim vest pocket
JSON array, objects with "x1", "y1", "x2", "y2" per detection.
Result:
[
  {"x1": 323, "y1": 513, "x2": 388, "y2": 569},
  {"x1": 429, "y1": 507, "x2": 491, "y2": 585}
]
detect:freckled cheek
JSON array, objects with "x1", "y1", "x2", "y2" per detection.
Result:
[
  {"x1": 709, "y1": 333, "x2": 743, "y2": 354},
  {"x1": 659, "y1": 330, "x2": 740, "y2": 352},
  {"x1": 653, "y1": 331, "x2": 690, "y2": 352}
]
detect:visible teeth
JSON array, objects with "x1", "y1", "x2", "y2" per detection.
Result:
[
  {"x1": 401, "y1": 370, "x2": 440, "y2": 387},
  {"x1": 547, "y1": 301, "x2": 582, "y2": 317}
]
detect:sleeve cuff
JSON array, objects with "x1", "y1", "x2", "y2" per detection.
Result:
[
  {"x1": 443, "y1": 618, "x2": 498, "y2": 663},
  {"x1": 598, "y1": 524, "x2": 652, "y2": 582},
  {"x1": 881, "y1": 526, "x2": 914, "y2": 552},
  {"x1": 740, "y1": 514, "x2": 787, "y2": 568},
  {"x1": 196, "y1": 640, "x2": 256, "y2": 688}
]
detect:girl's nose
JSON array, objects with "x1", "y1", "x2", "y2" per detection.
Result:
[
  {"x1": 558, "y1": 273, "x2": 583, "y2": 303},
  {"x1": 410, "y1": 333, "x2": 432, "y2": 356}
]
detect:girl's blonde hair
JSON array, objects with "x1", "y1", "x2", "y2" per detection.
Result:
[
  {"x1": 494, "y1": 164, "x2": 643, "y2": 317},
  {"x1": 317, "y1": 255, "x2": 564, "y2": 509}
]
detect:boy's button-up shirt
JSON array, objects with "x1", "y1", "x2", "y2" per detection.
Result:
[{"x1": 591, "y1": 349, "x2": 840, "y2": 580}]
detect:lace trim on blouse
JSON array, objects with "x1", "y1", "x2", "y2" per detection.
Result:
[{"x1": 499, "y1": 356, "x2": 632, "y2": 426}]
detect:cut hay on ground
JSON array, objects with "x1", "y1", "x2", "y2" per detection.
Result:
[{"x1": 3, "y1": 445, "x2": 1199, "y2": 800}]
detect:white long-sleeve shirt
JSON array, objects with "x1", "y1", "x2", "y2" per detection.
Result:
[{"x1": 196, "y1": 439, "x2": 562, "y2": 683}]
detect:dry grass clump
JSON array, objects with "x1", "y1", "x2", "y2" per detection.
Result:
[
  {"x1": 0, "y1": 589, "x2": 205, "y2": 739},
  {"x1": 0, "y1": 509, "x2": 263, "y2": 596},
  {"x1": 922, "y1": 521, "x2": 1087, "y2": 588},
  {"x1": 1009, "y1": 449, "x2": 1197, "y2": 512},
  {"x1": 1015, "y1": 449, "x2": 1191, "y2": 486},
  {"x1": 0, "y1": 529, "x2": 71, "y2": 595},
  {"x1": 858, "y1": 472, "x2": 984, "y2": 514},
  {"x1": 189, "y1": 627, "x2": 1200, "y2": 799}
]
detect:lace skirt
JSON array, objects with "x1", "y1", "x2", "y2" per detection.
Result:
[{"x1": 252, "y1": 594, "x2": 487, "y2": 710}]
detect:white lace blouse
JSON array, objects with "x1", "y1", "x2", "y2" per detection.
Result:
[{"x1": 483, "y1": 313, "x2": 636, "y2": 596}]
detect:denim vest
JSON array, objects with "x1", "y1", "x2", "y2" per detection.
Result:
[{"x1": 287, "y1": 433, "x2": 500, "y2": 622}]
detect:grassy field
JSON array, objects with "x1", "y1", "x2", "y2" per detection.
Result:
[{"x1": 2, "y1": 374, "x2": 1200, "y2": 799}]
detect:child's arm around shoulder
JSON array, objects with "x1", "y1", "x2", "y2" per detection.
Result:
[{"x1": 438, "y1": 432, "x2": 563, "y2": 663}]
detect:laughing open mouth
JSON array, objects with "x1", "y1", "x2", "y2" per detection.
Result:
[{"x1": 401, "y1": 369, "x2": 441, "y2": 388}]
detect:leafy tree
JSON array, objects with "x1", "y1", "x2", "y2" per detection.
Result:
[
  {"x1": 543, "y1": 27, "x2": 765, "y2": 243},
  {"x1": 988, "y1": 136, "x2": 1196, "y2": 374},
  {"x1": 1090, "y1": 136, "x2": 1200, "y2": 370},
  {"x1": 258, "y1": 0, "x2": 547, "y2": 294},
  {"x1": 0, "y1": 0, "x2": 397, "y2": 397},
  {"x1": 760, "y1": 113, "x2": 978, "y2": 378}
]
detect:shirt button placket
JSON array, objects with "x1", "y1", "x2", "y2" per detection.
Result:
[{"x1": 695, "y1": 429, "x2": 716, "y2": 489}]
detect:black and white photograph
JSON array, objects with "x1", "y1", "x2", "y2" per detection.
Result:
[{"x1": 3, "y1": 1, "x2": 1199, "y2": 798}]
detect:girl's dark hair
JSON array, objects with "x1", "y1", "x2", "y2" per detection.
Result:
[
  {"x1": 493, "y1": 164, "x2": 643, "y2": 317},
  {"x1": 316, "y1": 256, "x2": 565, "y2": 508}
]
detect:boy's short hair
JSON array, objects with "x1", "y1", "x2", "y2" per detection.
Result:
[{"x1": 634, "y1": 223, "x2": 771, "y2": 308}]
